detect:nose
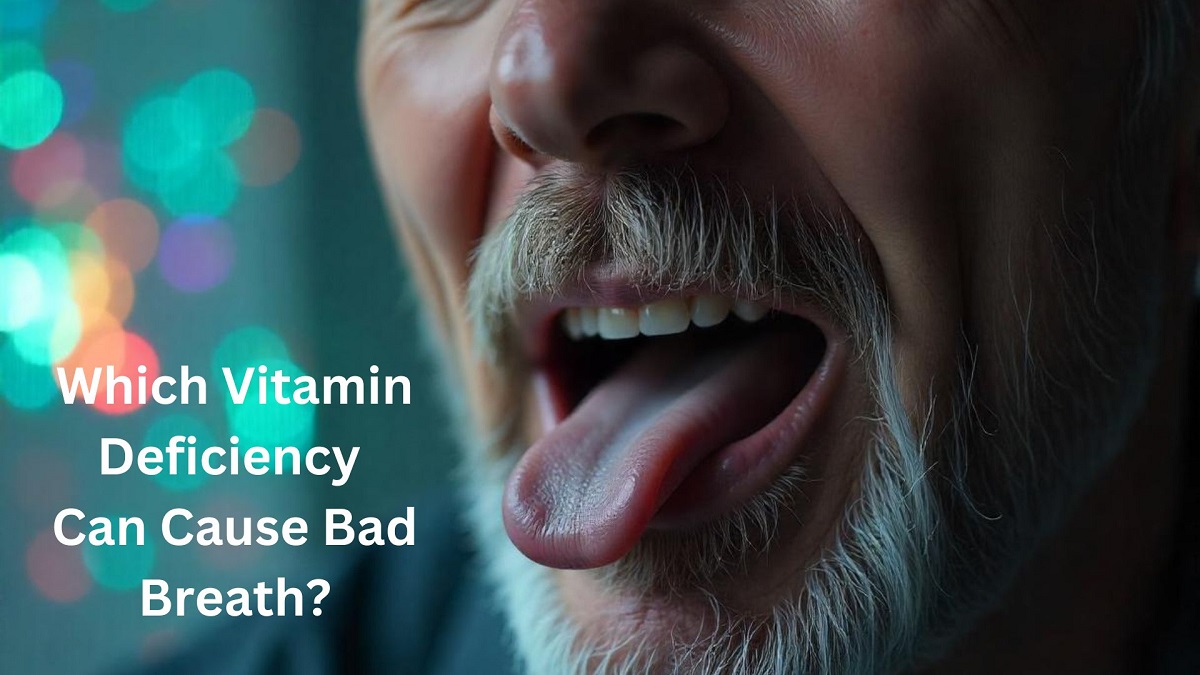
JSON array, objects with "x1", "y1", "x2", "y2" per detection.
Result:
[{"x1": 489, "y1": 1, "x2": 729, "y2": 168}]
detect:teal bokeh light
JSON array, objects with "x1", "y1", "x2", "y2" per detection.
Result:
[
  {"x1": 0, "y1": 69, "x2": 63, "y2": 149},
  {"x1": 178, "y1": 69, "x2": 255, "y2": 147},
  {"x1": 122, "y1": 95, "x2": 206, "y2": 174},
  {"x1": 0, "y1": 40, "x2": 44, "y2": 79},
  {"x1": 211, "y1": 325, "x2": 290, "y2": 383},
  {"x1": 0, "y1": 225, "x2": 71, "y2": 326},
  {"x1": 81, "y1": 525, "x2": 156, "y2": 591},
  {"x1": 0, "y1": 337, "x2": 58, "y2": 409},
  {"x1": 142, "y1": 414, "x2": 217, "y2": 491},
  {"x1": 0, "y1": 253, "x2": 43, "y2": 330},
  {"x1": 0, "y1": 224, "x2": 84, "y2": 369},
  {"x1": 228, "y1": 358, "x2": 316, "y2": 452},
  {"x1": 124, "y1": 74, "x2": 252, "y2": 216},
  {"x1": 159, "y1": 149, "x2": 240, "y2": 217},
  {"x1": 11, "y1": 299, "x2": 79, "y2": 365},
  {"x1": 213, "y1": 328, "x2": 307, "y2": 455}
]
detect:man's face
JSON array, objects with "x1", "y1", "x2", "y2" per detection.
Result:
[{"x1": 360, "y1": 1, "x2": 1185, "y2": 672}]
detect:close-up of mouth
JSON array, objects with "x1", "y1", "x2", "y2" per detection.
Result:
[{"x1": 503, "y1": 282, "x2": 846, "y2": 570}]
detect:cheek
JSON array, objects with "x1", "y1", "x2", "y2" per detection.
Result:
[
  {"x1": 361, "y1": 16, "x2": 522, "y2": 431},
  {"x1": 363, "y1": 24, "x2": 501, "y2": 307},
  {"x1": 722, "y1": 0, "x2": 1135, "y2": 401},
  {"x1": 723, "y1": 4, "x2": 984, "y2": 398}
]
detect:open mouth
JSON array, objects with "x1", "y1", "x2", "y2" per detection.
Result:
[{"x1": 503, "y1": 289, "x2": 843, "y2": 570}]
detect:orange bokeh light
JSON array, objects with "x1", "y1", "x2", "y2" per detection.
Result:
[
  {"x1": 104, "y1": 257, "x2": 135, "y2": 322},
  {"x1": 61, "y1": 329, "x2": 160, "y2": 415},
  {"x1": 230, "y1": 108, "x2": 301, "y2": 187},
  {"x1": 69, "y1": 252, "x2": 111, "y2": 331},
  {"x1": 85, "y1": 198, "x2": 159, "y2": 273}
]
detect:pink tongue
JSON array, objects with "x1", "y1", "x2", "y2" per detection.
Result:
[{"x1": 503, "y1": 331, "x2": 805, "y2": 569}]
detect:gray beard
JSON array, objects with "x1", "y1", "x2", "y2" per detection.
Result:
[
  {"x1": 448, "y1": 158, "x2": 1164, "y2": 674},
  {"x1": 448, "y1": 6, "x2": 1182, "y2": 662}
]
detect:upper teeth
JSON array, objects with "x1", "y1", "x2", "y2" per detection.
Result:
[{"x1": 561, "y1": 296, "x2": 770, "y2": 340}]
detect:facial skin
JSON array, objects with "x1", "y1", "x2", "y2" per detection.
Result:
[{"x1": 360, "y1": 1, "x2": 1198, "y2": 673}]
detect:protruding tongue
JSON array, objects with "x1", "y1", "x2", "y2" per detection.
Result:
[{"x1": 503, "y1": 330, "x2": 808, "y2": 569}]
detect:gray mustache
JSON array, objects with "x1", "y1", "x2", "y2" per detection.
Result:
[{"x1": 466, "y1": 166, "x2": 887, "y2": 359}]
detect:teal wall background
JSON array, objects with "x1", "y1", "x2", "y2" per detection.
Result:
[{"x1": 0, "y1": 2, "x2": 456, "y2": 673}]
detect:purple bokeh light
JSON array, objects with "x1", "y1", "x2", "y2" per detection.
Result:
[{"x1": 157, "y1": 215, "x2": 235, "y2": 293}]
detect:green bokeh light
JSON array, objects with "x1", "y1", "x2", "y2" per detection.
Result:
[
  {"x1": 81, "y1": 524, "x2": 156, "y2": 591},
  {"x1": 0, "y1": 40, "x2": 44, "y2": 80},
  {"x1": 142, "y1": 414, "x2": 217, "y2": 491},
  {"x1": 1, "y1": 224, "x2": 93, "y2": 364},
  {"x1": 0, "y1": 69, "x2": 63, "y2": 149},
  {"x1": 178, "y1": 69, "x2": 255, "y2": 147},
  {"x1": 0, "y1": 337, "x2": 58, "y2": 409},
  {"x1": 11, "y1": 300, "x2": 79, "y2": 365},
  {"x1": 228, "y1": 358, "x2": 316, "y2": 451},
  {"x1": 122, "y1": 95, "x2": 205, "y2": 174},
  {"x1": 124, "y1": 72, "x2": 256, "y2": 215},
  {"x1": 0, "y1": 226, "x2": 70, "y2": 327},
  {"x1": 159, "y1": 149, "x2": 240, "y2": 217},
  {"x1": 0, "y1": 253, "x2": 43, "y2": 330},
  {"x1": 122, "y1": 147, "x2": 161, "y2": 194},
  {"x1": 211, "y1": 325, "x2": 290, "y2": 383},
  {"x1": 214, "y1": 329, "x2": 302, "y2": 453}
]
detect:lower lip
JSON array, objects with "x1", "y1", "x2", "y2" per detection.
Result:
[{"x1": 647, "y1": 335, "x2": 846, "y2": 529}]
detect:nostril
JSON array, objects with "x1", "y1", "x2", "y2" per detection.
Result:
[
  {"x1": 501, "y1": 123, "x2": 539, "y2": 158},
  {"x1": 585, "y1": 113, "x2": 690, "y2": 157},
  {"x1": 489, "y1": 9, "x2": 729, "y2": 168},
  {"x1": 491, "y1": 106, "x2": 545, "y2": 166}
]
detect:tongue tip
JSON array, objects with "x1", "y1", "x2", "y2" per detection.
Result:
[{"x1": 503, "y1": 465, "x2": 648, "y2": 570}]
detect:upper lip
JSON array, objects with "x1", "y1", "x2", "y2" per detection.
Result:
[{"x1": 514, "y1": 262, "x2": 843, "y2": 364}]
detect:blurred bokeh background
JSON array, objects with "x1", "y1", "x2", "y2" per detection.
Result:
[{"x1": 0, "y1": 1, "x2": 455, "y2": 673}]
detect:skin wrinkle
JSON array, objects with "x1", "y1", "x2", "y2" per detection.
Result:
[{"x1": 359, "y1": 0, "x2": 1198, "y2": 672}]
